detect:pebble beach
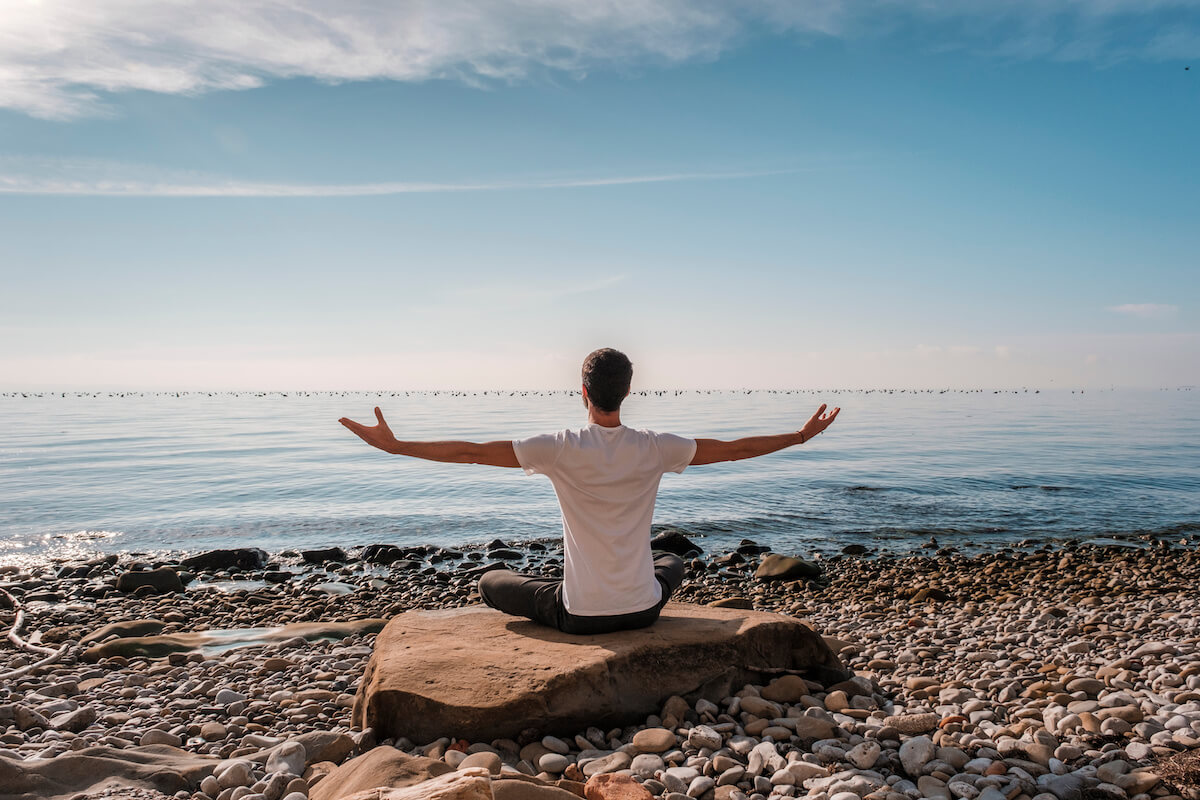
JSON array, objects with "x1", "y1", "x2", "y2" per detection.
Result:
[{"x1": 2, "y1": 532, "x2": 1198, "y2": 800}]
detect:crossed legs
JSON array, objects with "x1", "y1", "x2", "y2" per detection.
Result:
[{"x1": 477, "y1": 552, "x2": 685, "y2": 636}]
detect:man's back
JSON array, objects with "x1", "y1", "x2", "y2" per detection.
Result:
[{"x1": 514, "y1": 424, "x2": 696, "y2": 615}]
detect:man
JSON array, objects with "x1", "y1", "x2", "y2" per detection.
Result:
[{"x1": 339, "y1": 348, "x2": 840, "y2": 636}]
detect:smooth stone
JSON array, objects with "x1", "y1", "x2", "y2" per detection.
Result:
[
  {"x1": 540, "y1": 753, "x2": 571, "y2": 773},
  {"x1": 631, "y1": 753, "x2": 665, "y2": 778},
  {"x1": 266, "y1": 741, "x2": 307, "y2": 777},
  {"x1": 140, "y1": 729, "x2": 183, "y2": 747},
  {"x1": 308, "y1": 746, "x2": 453, "y2": 800},
  {"x1": 633, "y1": 728, "x2": 677, "y2": 753},
  {"x1": 458, "y1": 751, "x2": 503, "y2": 775},
  {"x1": 754, "y1": 554, "x2": 822, "y2": 581}
]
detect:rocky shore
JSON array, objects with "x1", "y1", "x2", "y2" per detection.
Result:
[{"x1": 2, "y1": 532, "x2": 1198, "y2": 800}]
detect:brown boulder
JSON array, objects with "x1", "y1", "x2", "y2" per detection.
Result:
[
  {"x1": 493, "y1": 775, "x2": 583, "y2": 799},
  {"x1": 338, "y1": 768, "x2": 493, "y2": 800},
  {"x1": 310, "y1": 746, "x2": 452, "y2": 800},
  {"x1": 354, "y1": 602, "x2": 846, "y2": 743},
  {"x1": 0, "y1": 744, "x2": 219, "y2": 800},
  {"x1": 584, "y1": 773, "x2": 653, "y2": 800}
]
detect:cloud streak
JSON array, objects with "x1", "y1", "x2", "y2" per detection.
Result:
[
  {"x1": 1108, "y1": 303, "x2": 1180, "y2": 319},
  {"x1": 0, "y1": 159, "x2": 802, "y2": 197},
  {"x1": 2, "y1": 1, "x2": 1197, "y2": 119}
]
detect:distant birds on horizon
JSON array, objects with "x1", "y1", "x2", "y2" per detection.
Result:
[{"x1": 2, "y1": 386, "x2": 1192, "y2": 399}]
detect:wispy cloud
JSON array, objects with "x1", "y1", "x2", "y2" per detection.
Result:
[
  {"x1": 2, "y1": 1, "x2": 1197, "y2": 119},
  {"x1": 1107, "y1": 303, "x2": 1180, "y2": 319},
  {"x1": 0, "y1": 157, "x2": 803, "y2": 197}
]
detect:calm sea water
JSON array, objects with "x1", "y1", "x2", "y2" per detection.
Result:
[{"x1": 2, "y1": 389, "x2": 1198, "y2": 567}]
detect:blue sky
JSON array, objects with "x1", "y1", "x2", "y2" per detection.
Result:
[{"x1": 1, "y1": 1, "x2": 1197, "y2": 389}]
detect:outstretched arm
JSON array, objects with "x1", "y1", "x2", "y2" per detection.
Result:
[
  {"x1": 339, "y1": 407, "x2": 520, "y2": 468},
  {"x1": 691, "y1": 403, "x2": 840, "y2": 466}
]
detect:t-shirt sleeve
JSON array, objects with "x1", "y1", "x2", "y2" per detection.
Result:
[
  {"x1": 512, "y1": 432, "x2": 562, "y2": 476},
  {"x1": 656, "y1": 432, "x2": 697, "y2": 474}
]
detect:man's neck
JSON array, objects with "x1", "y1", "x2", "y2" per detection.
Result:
[{"x1": 587, "y1": 406, "x2": 623, "y2": 428}]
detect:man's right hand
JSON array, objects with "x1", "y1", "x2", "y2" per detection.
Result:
[
  {"x1": 800, "y1": 403, "x2": 841, "y2": 441},
  {"x1": 339, "y1": 407, "x2": 399, "y2": 454}
]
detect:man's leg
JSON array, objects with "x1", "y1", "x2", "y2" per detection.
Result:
[
  {"x1": 652, "y1": 552, "x2": 685, "y2": 609},
  {"x1": 477, "y1": 569, "x2": 563, "y2": 629}
]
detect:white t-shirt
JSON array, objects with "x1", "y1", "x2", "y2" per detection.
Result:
[{"x1": 513, "y1": 424, "x2": 697, "y2": 616}]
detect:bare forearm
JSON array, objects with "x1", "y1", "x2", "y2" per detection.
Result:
[
  {"x1": 388, "y1": 439, "x2": 520, "y2": 468},
  {"x1": 692, "y1": 431, "x2": 805, "y2": 465}
]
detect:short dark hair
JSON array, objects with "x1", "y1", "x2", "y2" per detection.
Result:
[{"x1": 582, "y1": 348, "x2": 632, "y2": 412}]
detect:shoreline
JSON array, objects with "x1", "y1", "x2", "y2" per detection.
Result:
[{"x1": 2, "y1": 538, "x2": 1198, "y2": 799}]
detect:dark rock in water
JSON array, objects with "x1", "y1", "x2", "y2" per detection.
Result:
[
  {"x1": 116, "y1": 567, "x2": 182, "y2": 594},
  {"x1": 362, "y1": 544, "x2": 405, "y2": 564},
  {"x1": 529, "y1": 542, "x2": 547, "y2": 551},
  {"x1": 489, "y1": 548, "x2": 524, "y2": 560},
  {"x1": 181, "y1": 548, "x2": 268, "y2": 571},
  {"x1": 391, "y1": 560, "x2": 422, "y2": 571},
  {"x1": 303, "y1": 547, "x2": 348, "y2": 564},
  {"x1": 754, "y1": 553, "x2": 822, "y2": 581},
  {"x1": 263, "y1": 570, "x2": 293, "y2": 584},
  {"x1": 651, "y1": 529, "x2": 701, "y2": 557},
  {"x1": 486, "y1": 538, "x2": 509, "y2": 550},
  {"x1": 81, "y1": 618, "x2": 165, "y2": 645},
  {"x1": 715, "y1": 552, "x2": 745, "y2": 566},
  {"x1": 736, "y1": 539, "x2": 769, "y2": 555},
  {"x1": 842, "y1": 544, "x2": 869, "y2": 556}
]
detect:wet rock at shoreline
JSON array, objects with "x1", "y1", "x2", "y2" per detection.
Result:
[
  {"x1": 180, "y1": 547, "x2": 268, "y2": 571},
  {"x1": 753, "y1": 553, "x2": 822, "y2": 581},
  {"x1": 116, "y1": 566, "x2": 183, "y2": 594},
  {"x1": 650, "y1": 529, "x2": 701, "y2": 557}
]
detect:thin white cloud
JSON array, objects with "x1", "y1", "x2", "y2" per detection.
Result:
[
  {"x1": 1108, "y1": 303, "x2": 1180, "y2": 319},
  {"x1": 1, "y1": 1, "x2": 1197, "y2": 119},
  {"x1": 0, "y1": 157, "x2": 803, "y2": 197}
]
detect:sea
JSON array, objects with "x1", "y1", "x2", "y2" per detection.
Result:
[{"x1": 2, "y1": 388, "x2": 1198, "y2": 568}]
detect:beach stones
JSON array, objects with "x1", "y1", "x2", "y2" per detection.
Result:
[{"x1": 754, "y1": 554, "x2": 821, "y2": 581}]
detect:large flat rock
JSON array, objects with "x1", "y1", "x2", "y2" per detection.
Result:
[
  {"x1": 353, "y1": 602, "x2": 847, "y2": 744},
  {"x1": 0, "y1": 744, "x2": 219, "y2": 800}
]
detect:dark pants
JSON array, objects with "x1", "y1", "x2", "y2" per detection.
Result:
[{"x1": 478, "y1": 553, "x2": 685, "y2": 635}]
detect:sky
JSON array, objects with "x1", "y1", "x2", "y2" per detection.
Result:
[{"x1": 1, "y1": 1, "x2": 1198, "y2": 390}]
